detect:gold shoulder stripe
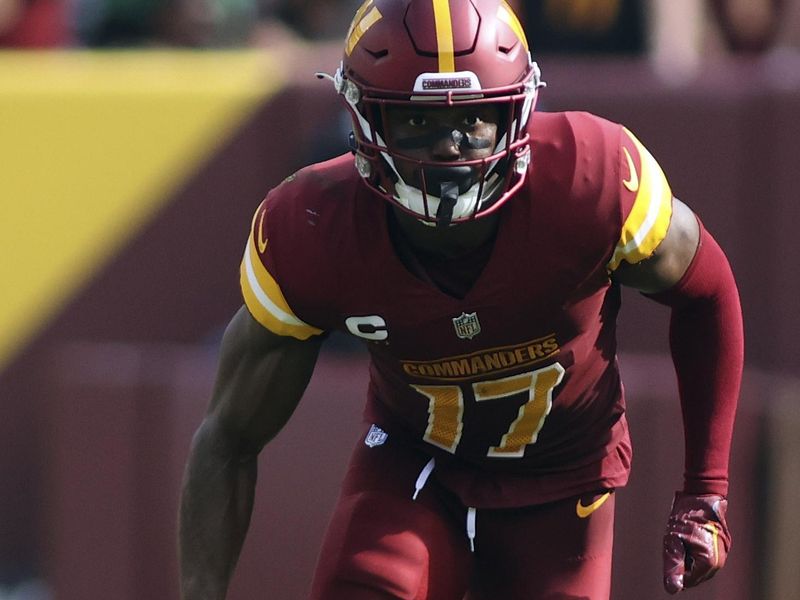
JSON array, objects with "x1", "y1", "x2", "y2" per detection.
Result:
[
  {"x1": 432, "y1": 0, "x2": 455, "y2": 72},
  {"x1": 345, "y1": 1, "x2": 383, "y2": 56},
  {"x1": 239, "y1": 212, "x2": 323, "y2": 339},
  {"x1": 498, "y1": 0, "x2": 529, "y2": 51},
  {"x1": 608, "y1": 128, "x2": 673, "y2": 271}
]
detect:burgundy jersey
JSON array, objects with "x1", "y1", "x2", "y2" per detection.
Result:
[{"x1": 240, "y1": 111, "x2": 673, "y2": 508}]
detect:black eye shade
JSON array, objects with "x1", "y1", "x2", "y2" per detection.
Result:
[{"x1": 395, "y1": 126, "x2": 493, "y2": 151}]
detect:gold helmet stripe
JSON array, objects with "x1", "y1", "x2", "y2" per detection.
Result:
[
  {"x1": 432, "y1": 0, "x2": 456, "y2": 72},
  {"x1": 345, "y1": 0, "x2": 383, "y2": 56},
  {"x1": 498, "y1": 0, "x2": 529, "y2": 51}
]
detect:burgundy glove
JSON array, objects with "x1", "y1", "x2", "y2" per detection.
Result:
[{"x1": 663, "y1": 493, "x2": 731, "y2": 594}]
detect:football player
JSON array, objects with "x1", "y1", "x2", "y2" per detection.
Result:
[{"x1": 179, "y1": 1, "x2": 743, "y2": 598}]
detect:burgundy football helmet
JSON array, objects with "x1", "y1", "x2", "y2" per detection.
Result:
[{"x1": 319, "y1": 0, "x2": 544, "y2": 225}]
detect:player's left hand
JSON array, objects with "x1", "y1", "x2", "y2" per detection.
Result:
[{"x1": 662, "y1": 492, "x2": 731, "y2": 594}]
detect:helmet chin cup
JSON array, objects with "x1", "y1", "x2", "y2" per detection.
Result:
[
  {"x1": 422, "y1": 165, "x2": 475, "y2": 197},
  {"x1": 421, "y1": 166, "x2": 474, "y2": 228}
]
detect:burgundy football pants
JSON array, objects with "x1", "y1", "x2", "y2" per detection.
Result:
[{"x1": 309, "y1": 433, "x2": 615, "y2": 600}]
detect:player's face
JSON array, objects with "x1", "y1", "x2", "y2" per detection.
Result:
[{"x1": 383, "y1": 104, "x2": 500, "y2": 192}]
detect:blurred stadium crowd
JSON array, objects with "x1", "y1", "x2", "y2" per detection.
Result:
[{"x1": 1, "y1": 0, "x2": 799, "y2": 54}]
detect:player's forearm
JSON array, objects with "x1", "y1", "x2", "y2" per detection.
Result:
[
  {"x1": 646, "y1": 223, "x2": 743, "y2": 495},
  {"x1": 179, "y1": 419, "x2": 258, "y2": 600},
  {"x1": 670, "y1": 290, "x2": 742, "y2": 494}
]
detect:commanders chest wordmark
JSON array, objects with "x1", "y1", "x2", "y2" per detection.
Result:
[{"x1": 402, "y1": 334, "x2": 560, "y2": 382}]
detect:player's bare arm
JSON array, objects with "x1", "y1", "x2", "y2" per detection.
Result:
[
  {"x1": 610, "y1": 196, "x2": 700, "y2": 293},
  {"x1": 178, "y1": 306, "x2": 323, "y2": 600}
]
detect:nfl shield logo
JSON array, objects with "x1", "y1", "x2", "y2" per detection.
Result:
[
  {"x1": 452, "y1": 312, "x2": 481, "y2": 340},
  {"x1": 364, "y1": 424, "x2": 388, "y2": 447}
]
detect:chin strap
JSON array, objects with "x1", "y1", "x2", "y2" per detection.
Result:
[{"x1": 436, "y1": 182, "x2": 460, "y2": 227}]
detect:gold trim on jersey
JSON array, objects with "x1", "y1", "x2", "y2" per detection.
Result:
[
  {"x1": 432, "y1": 0, "x2": 456, "y2": 72},
  {"x1": 345, "y1": 0, "x2": 383, "y2": 56},
  {"x1": 497, "y1": 0, "x2": 529, "y2": 51},
  {"x1": 239, "y1": 210, "x2": 323, "y2": 339},
  {"x1": 607, "y1": 128, "x2": 673, "y2": 271}
]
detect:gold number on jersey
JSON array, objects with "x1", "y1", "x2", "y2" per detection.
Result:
[
  {"x1": 412, "y1": 363, "x2": 565, "y2": 457},
  {"x1": 412, "y1": 385, "x2": 465, "y2": 453},
  {"x1": 476, "y1": 364, "x2": 565, "y2": 457}
]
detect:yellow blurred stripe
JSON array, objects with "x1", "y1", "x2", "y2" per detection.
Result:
[{"x1": 0, "y1": 50, "x2": 284, "y2": 371}]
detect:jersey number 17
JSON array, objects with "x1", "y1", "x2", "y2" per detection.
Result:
[{"x1": 412, "y1": 363, "x2": 565, "y2": 457}]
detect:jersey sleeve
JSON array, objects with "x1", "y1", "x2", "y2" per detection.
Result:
[
  {"x1": 239, "y1": 195, "x2": 325, "y2": 340},
  {"x1": 606, "y1": 127, "x2": 673, "y2": 272}
]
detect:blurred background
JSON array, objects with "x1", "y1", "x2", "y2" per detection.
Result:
[{"x1": 1, "y1": 0, "x2": 799, "y2": 598}]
